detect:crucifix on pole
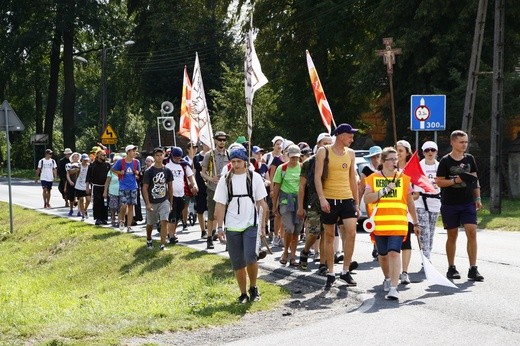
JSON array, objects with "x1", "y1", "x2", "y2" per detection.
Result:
[{"x1": 376, "y1": 37, "x2": 402, "y2": 144}]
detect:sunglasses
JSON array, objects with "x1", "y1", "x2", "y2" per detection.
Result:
[
  {"x1": 216, "y1": 138, "x2": 227, "y2": 142},
  {"x1": 424, "y1": 148, "x2": 437, "y2": 153}
]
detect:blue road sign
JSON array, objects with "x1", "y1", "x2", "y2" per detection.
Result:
[{"x1": 410, "y1": 95, "x2": 446, "y2": 131}]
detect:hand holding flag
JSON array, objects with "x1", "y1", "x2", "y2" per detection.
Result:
[{"x1": 403, "y1": 151, "x2": 437, "y2": 193}]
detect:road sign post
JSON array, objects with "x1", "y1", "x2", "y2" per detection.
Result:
[{"x1": 1, "y1": 100, "x2": 25, "y2": 234}]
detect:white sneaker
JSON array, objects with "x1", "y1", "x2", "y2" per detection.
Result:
[
  {"x1": 385, "y1": 287, "x2": 399, "y2": 300},
  {"x1": 383, "y1": 278, "x2": 391, "y2": 292},
  {"x1": 119, "y1": 222, "x2": 125, "y2": 231},
  {"x1": 127, "y1": 227, "x2": 133, "y2": 233},
  {"x1": 399, "y1": 272, "x2": 410, "y2": 285}
]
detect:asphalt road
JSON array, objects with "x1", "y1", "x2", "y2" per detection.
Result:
[{"x1": 1, "y1": 177, "x2": 520, "y2": 345}]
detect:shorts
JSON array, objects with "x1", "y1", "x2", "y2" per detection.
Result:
[
  {"x1": 320, "y1": 198, "x2": 356, "y2": 225},
  {"x1": 66, "y1": 183, "x2": 76, "y2": 201},
  {"x1": 183, "y1": 195, "x2": 194, "y2": 206},
  {"x1": 147, "y1": 200, "x2": 171, "y2": 225},
  {"x1": 206, "y1": 188, "x2": 216, "y2": 221},
  {"x1": 306, "y1": 210, "x2": 322, "y2": 235},
  {"x1": 75, "y1": 189, "x2": 88, "y2": 198},
  {"x1": 41, "y1": 181, "x2": 53, "y2": 190},
  {"x1": 168, "y1": 197, "x2": 185, "y2": 223},
  {"x1": 108, "y1": 194, "x2": 120, "y2": 210},
  {"x1": 120, "y1": 189, "x2": 138, "y2": 205},
  {"x1": 374, "y1": 235, "x2": 405, "y2": 256},
  {"x1": 280, "y1": 204, "x2": 304, "y2": 234},
  {"x1": 226, "y1": 226, "x2": 258, "y2": 270},
  {"x1": 441, "y1": 202, "x2": 477, "y2": 229},
  {"x1": 194, "y1": 190, "x2": 207, "y2": 214},
  {"x1": 401, "y1": 222, "x2": 413, "y2": 250}
]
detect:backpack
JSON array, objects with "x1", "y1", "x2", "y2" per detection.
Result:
[
  {"x1": 118, "y1": 159, "x2": 138, "y2": 181},
  {"x1": 225, "y1": 169, "x2": 257, "y2": 226},
  {"x1": 306, "y1": 147, "x2": 329, "y2": 191}
]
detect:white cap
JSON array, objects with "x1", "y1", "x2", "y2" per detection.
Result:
[
  {"x1": 125, "y1": 145, "x2": 137, "y2": 153},
  {"x1": 272, "y1": 135, "x2": 284, "y2": 145},
  {"x1": 281, "y1": 140, "x2": 294, "y2": 152},
  {"x1": 422, "y1": 141, "x2": 438, "y2": 151},
  {"x1": 316, "y1": 133, "x2": 332, "y2": 144}
]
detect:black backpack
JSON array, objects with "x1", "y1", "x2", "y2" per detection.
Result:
[{"x1": 225, "y1": 169, "x2": 257, "y2": 225}]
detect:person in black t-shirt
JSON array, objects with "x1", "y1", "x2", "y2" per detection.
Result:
[{"x1": 436, "y1": 130, "x2": 484, "y2": 282}]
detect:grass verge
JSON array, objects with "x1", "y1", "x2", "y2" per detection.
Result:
[{"x1": 0, "y1": 203, "x2": 288, "y2": 345}]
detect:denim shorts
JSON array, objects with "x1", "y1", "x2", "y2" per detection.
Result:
[
  {"x1": 226, "y1": 226, "x2": 258, "y2": 270},
  {"x1": 441, "y1": 202, "x2": 477, "y2": 229},
  {"x1": 374, "y1": 235, "x2": 405, "y2": 255},
  {"x1": 41, "y1": 181, "x2": 53, "y2": 190}
]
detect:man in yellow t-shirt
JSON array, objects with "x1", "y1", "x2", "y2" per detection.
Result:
[{"x1": 314, "y1": 123, "x2": 359, "y2": 289}]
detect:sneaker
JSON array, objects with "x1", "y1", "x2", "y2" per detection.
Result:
[
  {"x1": 334, "y1": 253, "x2": 344, "y2": 264},
  {"x1": 399, "y1": 272, "x2": 410, "y2": 285},
  {"x1": 212, "y1": 229, "x2": 218, "y2": 241},
  {"x1": 299, "y1": 249, "x2": 309, "y2": 270},
  {"x1": 249, "y1": 286, "x2": 261, "y2": 302},
  {"x1": 318, "y1": 264, "x2": 328, "y2": 276},
  {"x1": 84, "y1": 212, "x2": 88, "y2": 219},
  {"x1": 339, "y1": 272, "x2": 357, "y2": 286},
  {"x1": 81, "y1": 215, "x2": 85, "y2": 221},
  {"x1": 147, "y1": 240, "x2": 153, "y2": 249},
  {"x1": 447, "y1": 265, "x2": 461, "y2": 279},
  {"x1": 68, "y1": 210, "x2": 73, "y2": 216},
  {"x1": 325, "y1": 274, "x2": 336, "y2": 289},
  {"x1": 207, "y1": 238, "x2": 214, "y2": 249},
  {"x1": 182, "y1": 224, "x2": 188, "y2": 232},
  {"x1": 468, "y1": 266, "x2": 484, "y2": 281},
  {"x1": 383, "y1": 278, "x2": 391, "y2": 292},
  {"x1": 119, "y1": 222, "x2": 125, "y2": 231},
  {"x1": 77, "y1": 212, "x2": 82, "y2": 217},
  {"x1": 126, "y1": 227, "x2": 133, "y2": 233},
  {"x1": 169, "y1": 236, "x2": 179, "y2": 245},
  {"x1": 95, "y1": 219, "x2": 102, "y2": 226},
  {"x1": 46, "y1": 203, "x2": 51, "y2": 208},
  {"x1": 385, "y1": 287, "x2": 399, "y2": 300},
  {"x1": 349, "y1": 261, "x2": 359, "y2": 272},
  {"x1": 237, "y1": 293, "x2": 249, "y2": 304},
  {"x1": 201, "y1": 230, "x2": 208, "y2": 239},
  {"x1": 160, "y1": 244, "x2": 166, "y2": 251}
]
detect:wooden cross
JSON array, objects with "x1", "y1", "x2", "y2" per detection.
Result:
[{"x1": 376, "y1": 37, "x2": 402, "y2": 76}]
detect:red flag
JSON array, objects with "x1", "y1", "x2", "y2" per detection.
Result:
[
  {"x1": 178, "y1": 65, "x2": 196, "y2": 143},
  {"x1": 403, "y1": 151, "x2": 436, "y2": 193},
  {"x1": 306, "y1": 50, "x2": 334, "y2": 134}
]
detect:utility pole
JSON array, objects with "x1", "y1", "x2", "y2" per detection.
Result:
[
  {"x1": 376, "y1": 37, "x2": 402, "y2": 144},
  {"x1": 461, "y1": 0, "x2": 489, "y2": 138},
  {"x1": 490, "y1": 0, "x2": 504, "y2": 214}
]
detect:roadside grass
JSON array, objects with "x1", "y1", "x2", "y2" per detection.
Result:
[
  {"x1": 478, "y1": 198, "x2": 520, "y2": 231},
  {"x1": 0, "y1": 203, "x2": 289, "y2": 345},
  {"x1": 0, "y1": 168, "x2": 35, "y2": 180}
]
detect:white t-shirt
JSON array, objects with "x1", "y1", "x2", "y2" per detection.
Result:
[
  {"x1": 75, "y1": 164, "x2": 89, "y2": 191},
  {"x1": 165, "y1": 161, "x2": 194, "y2": 197},
  {"x1": 414, "y1": 159, "x2": 441, "y2": 212},
  {"x1": 214, "y1": 171, "x2": 267, "y2": 231},
  {"x1": 38, "y1": 158, "x2": 57, "y2": 182}
]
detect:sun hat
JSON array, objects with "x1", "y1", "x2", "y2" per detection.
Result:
[
  {"x1": 63, "y1": 148, "x2": 72, "y2": 154},
  {"x1": 213, "y1": 131, "x2": 229, "y2": 139},
  {"x1": 364, "y1": 146, "x2": 383, "y2": 160},
  {"x1": 316, "y1": 133, "x2": 332, "y2": 144},
  {"x1": 422, "y1": 141, "x2": 438, "y2": 151}
]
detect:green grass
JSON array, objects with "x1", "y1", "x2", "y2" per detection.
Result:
[
  {"x1": 478, "y1": 198, "x2": 520, "y2": 231},
  {"x1": 0, "y1": 168, "x2": 36, "y2": 180},
  {"x1": 0, "y1": 203, "x2": 288, "y2": 345}
]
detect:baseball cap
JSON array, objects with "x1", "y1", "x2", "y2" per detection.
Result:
[
  {"x1": 281, "y1": 140, "x2": 294, "y2": 152},
  {"x1": 235, "y1": 136, "x2": 247, "y2": 144},
  {"x1": 252, "y1": 146, "x2": 265, "y2": 154},
  {"x1": 63, "y1": 148, "x2": 72, "y2": 154},
  {"x1": 152, "y1": 147, "x2": 164, "y2": 154},
  {"x1": 81, "y1": 153, "x2": 89, "y2": 161},
  {"x1": 287, "y1": 145, "x2": 301, "y2": 158},
  {"x1": 45, "y1": 149, "x2": 53, "y2": 155},
  {"x1": 271, "y1": 135, "x2": 284, "y2": 145},
  {"x1": 332, "y1": 123, "x2": 358, "y2": 136},
  {"x1": 170, "y1": 146, "x2": 183, "y2": 157},
  {"x1": 125, "y1": 145, "x2": 137, "y2": 153},
  {"x1": 396, "y1": 140, "x2": 412, "y2": 153},
  {"x1": 316, "y1": 133, "x2": 332, "y2": 144},
  {"x1": 422, "y1": 141, "x2": 438, "y2": 151}
]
